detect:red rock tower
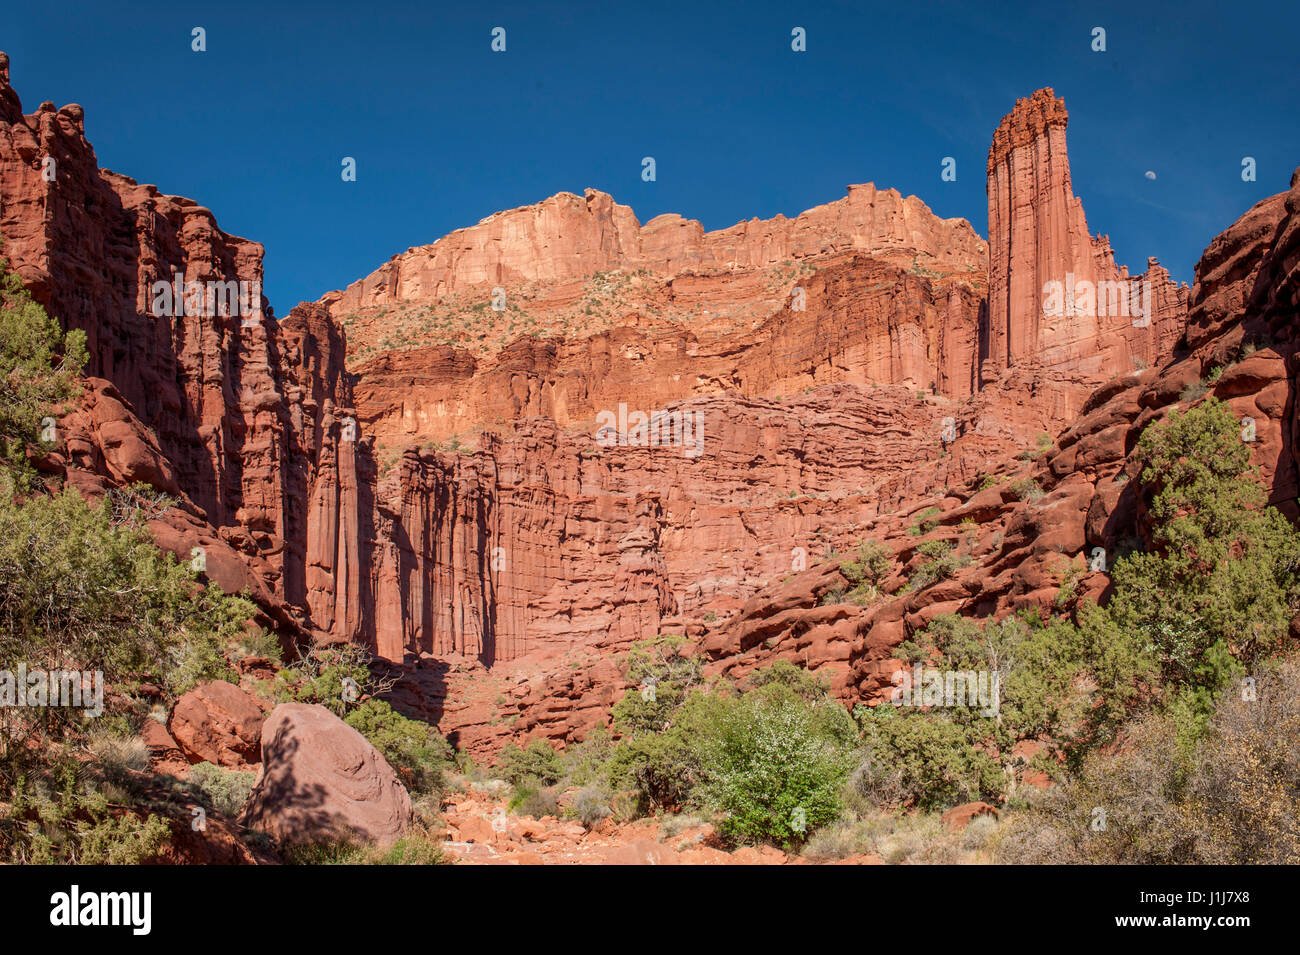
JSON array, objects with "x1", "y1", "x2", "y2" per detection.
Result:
[{"x1": 985, "y1": 88, "x2": 1187, "y2": 380}]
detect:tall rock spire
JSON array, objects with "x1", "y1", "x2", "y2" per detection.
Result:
[{"x1": 985, "y1": 88, "x2": 1188, "y2": 380}]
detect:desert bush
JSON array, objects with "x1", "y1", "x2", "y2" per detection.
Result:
[
  {"x1": 607, "y1": 691, "x2": 727, "y2": 814},
  {"x1": 907, "y1": 506, "x2": 942, "y2": 536},
  {"x1": 2, "y1": 764, "x2": 170, "y2": 864},
  {"x1": 0, "y1": 485, "x2": 256, "y2": 715},
  {"x1": 410, "y1": 792, "x2": 444, "y2": 828},
  {"x1": 801, "y1": 819, "x2": 872, "y2": 862},
  {"x1": 509, "y1": 782, "x2": 561, "y2": 818},
  {"x1": 701, "y1": 694, "x2": 857, "y2": 848},
  {"x1": 997, "y1": 714, "x2": 1198, "y2": 864},
  {"x1": 1010, "y1": 478, "x2": 1044, "y2": 501},
  {"x1": 839, "y1": 539, "x2": 894, "y2": 600},
  {"x1": 270, "y1": 643, "x2": 395, "y2": 717},
  {"x1": 609, "y1": 634, "x2": 702, "y2": 734},
  {"x1": 1094, "y1": 398, "x2": 1300, "y2": 738},
  {"x1": 372, "y1": 826, "x2": 451, "y2": 864},
  {"x1": 166, "y1": 630, "x2": 240, "y2": 695},
  {"x1": 999, "y1": 659, "x2": 1300, "y2": 864},
  {"x1": 345, "y1": 699, "x2": 452, "y2": 796},
  {"x1": 657, "y1": 813, "x2": 705, "y2": 839},
  {"x1": 559, "y1": 724, "x2": 615, "y2": 787},
  {"x1": 906, "y1": 539, "x2": 970, "y2": 591},
  {"x1": 0, "y1": 259, "x2": 261, "y2": 861},
  {"x1": 819, "y1": 586, "x2": 847, "y2": 605},
  {"x1": 186, "y1": 761, "x2": 257, "y2": 817},
  {"x1": 495, "y1": 737, "x2": 564, "y2": 787},
  {"x1": 568, "y1": 786, "x2": 613, "y2": 829},
  {"x1": 1188, "y1": 657, "x2": 1300, "y2": 863},
  {"x1": 283, "y1": 824, "x2": 450, "y2": 865},
  {"x1": 0, "y1": 480, "x2": 258, "y2": 802},
  {"x1": 232, "y1": 627, "x2": 284, "y2": 665},
  {"x1": 855, "y1": 706, "x2": 1003, "y2": 811},
  {"x1": 85, "y1": 728, "x2": 150, "y2": 778},
  {"x1": 741, "y1": 659, "x2": 833, "y2": 704},
  {"x1": 0, "y1": 253, "x2": 86, "y2": 476},
  {"x1": 105, "y1": 482, "x2": 175, "y2": 530}
]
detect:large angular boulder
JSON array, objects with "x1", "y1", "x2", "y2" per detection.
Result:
[
  {"x1": 167, "y1": 679, "x2": 265, "y2": 767},
  {"x1": 241, "y1": 703, "x2": 413, "y2": 847}
]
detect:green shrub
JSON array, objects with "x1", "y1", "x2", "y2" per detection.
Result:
[
  {"x1": 607, "y1": 691, "x2": 726, "y2": 814},
  {"x1": 0, "y1": 253, "x2": 87, "y2": 476},
  {"x1": 0, "y1": 256, "x2": 261, "y2": 861},
  {"x1": 0, "y1": 487, "x2": 256, "y2": 709},
  {"x1": 232, "y1": 627, "x2": 284, "y2": 665},
  {"x1": 283, "y1": 825, "x2": 450, "y2": 865},
  {"x1": 509, "y1": 782, "x2": 560, "y2": 818},
  {"x1": 559, "y1": 724, "x2": 615, "y2": 787},
  {"x1": 4, "y1": 765, "x2": 170, "y2": 864},
  {"x1": 0, "y1": 483, "x2": 257, "y2": 793},
  {"x1": 819, "y1": 586, "x2": 847, "y2": 606},
  {"x1": 1010, "y1": 478, "x2": 1044, "y2": 501},
  {"x1": 270, "y1": 644, "x2": 391, "y2": 717},
  {"x1": 609, "y1": 634, "x2": 702, "y2": 735},
  {"x1": 495, "y1": 737, "x2": 564, "y2": 787},
  {"x1": 883, "y1": 399, "x2": 1300, "y2": 829},
  {"x1": 186, "y1": 762, "x2": 257, "y2": 817},
  {"x1": 166, "y1": 629, "x2": 240, "y2": 695},
  {"x1": 907, "y1": 507, "x2": 942, "y2": 536},
  {"x1": 906, "y1": 540, "x2": 970, "y2": 591},
  {"x1": 742, "y1": 660, "x2": 833, "y2": 704},
  {"x1": 855, "y1": 705, "x2": 1003, "y2": 811},
  {"x1": 373, "y1": 828, "x2": 450, "y2": 864},
  {"x1": 702, "y1": 695, "x2": 856, "y2": 847},
  {"x1": 839, "y1": 539, "x2": 894, "y2": 601},
  {"x1": 345, "y1": 699, "x2": 451, "y2": 796},
  {"x1": 1097, "y1": 398, "x2": 1300, "y2": 735},
  {"x1": 568, "y1": 786, "x2": 613, "y2": 829}
]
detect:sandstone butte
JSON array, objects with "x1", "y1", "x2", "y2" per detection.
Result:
[{"x1": 4, "y1": 50, "x2": 1296, "y2": 761}]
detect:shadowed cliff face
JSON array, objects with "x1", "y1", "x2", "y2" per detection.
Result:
[
  {"x1": 0, "y1": 54, "x2": 365, "y2": 644},
  {"x1": 9, "y1": 50, "x2": 1295, "y2": 757}
]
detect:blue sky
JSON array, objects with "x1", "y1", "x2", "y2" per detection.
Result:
[{"x1": 3, "y1": 1, "x2": 1297, "y2": 311}]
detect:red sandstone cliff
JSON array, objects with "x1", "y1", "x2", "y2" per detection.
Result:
[
  {"x1": 322, "y1": 183, "x2": 986, "y2": 323},
  {"x1": 985, "y1": 88, "x2": 1189, "y2": 380},
  {"x1": 8, "y1": 52, "x2": 1289, "y2": 761},
  {"x1": 0, "y1": 53, "x2": 363, "y2": 642},
  {"x1": 705, "y1": 165, "x2": 1300, "y2": 724}
]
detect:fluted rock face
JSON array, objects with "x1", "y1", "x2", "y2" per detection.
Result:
[
  {"x1": 985, "y1": 88, "x2": 1189, "y2": 380},
  {"x1": 365, "y1": 383, "x2": 971, "y2": 668},
  {"x1": 10, "y1": 49, "x2": 1296, "y2": 763},
  {"x1": 708, "y1": 166, "x2": 1300, "y2": 721},
  {"x1": 0, "y1": 58, "x2": 361, "y2": 640}
]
